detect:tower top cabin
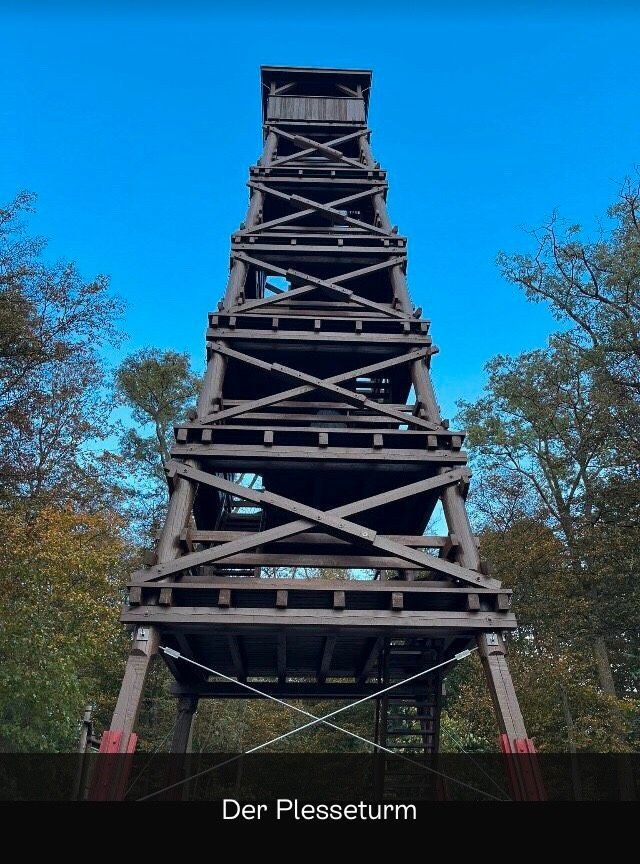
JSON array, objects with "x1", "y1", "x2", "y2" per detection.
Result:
[{"x1": 260, "y1": 65, "x2": 372, "y2": 132}]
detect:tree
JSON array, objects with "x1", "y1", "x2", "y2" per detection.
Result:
[
  {"x1": 498, "y1": 173, "x2": 640, "y2": 456},
  {"x1": 457, "y1": 340, "x2": 636, "y2": 739},
  {"x1": 0, "y1": 191, "x2": 124, "y2": 506},
  {"x1": 452, "y1": 177, "x2": 640, "y2": 752},
  {"x1": 113, "y1": 348, "x2": 199, "y2": 540},
  {"x1": 0, "y1": 505, "x2": 129, "y2": 751}
]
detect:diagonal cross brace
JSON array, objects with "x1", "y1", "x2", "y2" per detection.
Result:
[
  {"x1": 132, "y1": 463, "x2": 498, "y2": 589},
  {"x1": 201, "y1": 343, "x2": 439, "y2": 430},
  {"x1": 228, "y1": 252, "x2": 408, "y2": 320},
  {"x1": 267, "y1": 126, "x2": 367, "y2": 170},
  {"x1": 246, "y1": 181, "x2": 392, "y2": 237},
  {"x1": 266, "y1": 128, "x2": 368, "y2": 169},
  {"x1": 240, "y1": 185, "x2": 387, "y2": 236}
]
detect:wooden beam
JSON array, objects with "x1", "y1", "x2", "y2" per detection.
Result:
[
  {"x1": 172, "y1": 680, "x2": 434, "y2": 700},
  {"x1": 270, "y1": 126, "x2": 365, "y2": 169},
  {"x1": 202, "y1": 343, "x2": 438, "y2": 430},
  {"x1": 273, "y1": 81, "x2": 297, "y2": 96},
  {"x1": 277, "y1": 632, "x2": 286, "y2": 683},
  {"x1": 227, "y1": 634, "x2": 246, "y2": 681},
  {"x1": 267, "y1": 128, "x2": 367, "y2": 169},
  {"x1": 242, "y1": 184, "x2": 386, "y2": 235},
  {"x1": 141, "y1": 577, "x2": 510, "y2": 598},
  {"x1": 358, "y1": 636, "x2": 383, "y2": 683},
  {"x1": 318, "y1": 635, "x2": 337, "y2": 683},
  {"x1": 124, "y1": 605, "x2": 515, "y2": 630},
  {"x1": 134, "y1": 463, "x2": 494, "y2": 589}
]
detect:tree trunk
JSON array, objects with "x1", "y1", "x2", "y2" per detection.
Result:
[
  {"x1": 558, "y1": 682, "x2": 583, "y2": 800},
  {"x1": 593, "y1": 635, "x2": 618, "y2": 698}
]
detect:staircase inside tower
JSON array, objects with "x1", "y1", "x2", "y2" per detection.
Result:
[{"x1": 375, "y1": 638, "x2": 446, "y2": 800}]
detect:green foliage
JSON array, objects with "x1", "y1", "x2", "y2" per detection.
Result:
[
  {"x1": 113, "y1": 348, "x2": 200, "y2": 541},
  {"x1": 0, "y1": 505, "x2": 129, "y2": 751},
  {"x1": 116, "y1": 348, "x2": 199, "y2": 469},
  {"x1": 0, "y1": 191, "x2": 124, "y2": 505},
  {"x1": 449, "y1": 175, "x2": 640, "y2": 753}
]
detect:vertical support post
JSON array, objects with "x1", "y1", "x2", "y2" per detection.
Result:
[
  {"x1": 109, "y1": 625, "x2": 160, "y2": 750},
  {"x1": 171, "y1": 696, "x2": 198, "y2": 754}
]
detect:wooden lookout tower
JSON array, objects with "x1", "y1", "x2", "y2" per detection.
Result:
[{"x1": 102, "y1": 66, "x2": 540, "y2": 799}]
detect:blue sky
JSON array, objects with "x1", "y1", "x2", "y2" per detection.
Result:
[{"x1": 2, "y1": 3, "x2": 639, "y2": 419}]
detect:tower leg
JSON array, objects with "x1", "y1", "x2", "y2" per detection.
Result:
[
  {"x1": 109, "y1": 625, "x2": 160, "y2": 750},
  {"x1": 89, "y1": 627, "x2": 159, "y2": 799},
  {"x1": 479, "y1": 632, "x2": 545, "y2": 800}
]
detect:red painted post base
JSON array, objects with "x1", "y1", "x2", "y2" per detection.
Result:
[
  {"x1": 500, "y1": 734, "x2": 546, "y2": 801},
  {"x1": 88, "y1": 730, "x2": 138, "y2": 801}
]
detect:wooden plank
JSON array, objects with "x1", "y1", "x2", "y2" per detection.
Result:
[
  {"x1": 242, "y1": 184, "x2": 385, "y2": 235},
  {"x1": 172, "y1": 681, "x2": 435, "y2": 700},
  {"x1": 171, "y1": 552, "x2": 430, "y2": 569},
  {"x1": 123, "y1": 605, "x2": 517, "y2": 630},
  {"x1": 172, "y1": 443, "x2": 466, "y2": 465},
  {"x1": 467, "y1": 593, "x2": 481, "y2": 611},
  {"x1": 183, "y1": 531, "x2": 452, "y2": 548},
  {"x1": 159, "y1": 587, "x2": 173, "y2": 606},
  {"x1": 271, "y1": 126, "x2": 365, "y2": 169},
  {"x1": 142, "y1": 577, "x2": 510, "y2": 597},
  {"x1": 128, "y1": 586, "x2": 142, "y2": 606},
  {"x1": 207, "y1": 328, "x2": 427, "y2": 344}
]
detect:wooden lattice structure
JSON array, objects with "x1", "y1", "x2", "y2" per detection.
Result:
[{"x1": 101, "y1": 66, "x2": 541, "y2": 799}]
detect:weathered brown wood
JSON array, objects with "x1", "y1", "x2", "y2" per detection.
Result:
[
  {"x1": 123, "y1": 605, "x2": 516, "y2": 630},
  {"x1": 268, "y1": 128, "x2": 367, "y2": 169},
  {"x1": 391, "y1": 592, "x2": 404, "y2": 610},
  {"x1": 318, "y1": 635, "x2": 337, "y2": 683},
  {"x1": 134, "y1": 463, "x2": 492, "y2": 588},
  {"x1": 218, "y1": 588, "x2": 232, "y2": 607},
  {"x1": 466, "y1": 593, "x2": 481, "y2": 611},
  {"x1": 201, "y1": 343, "x2": 439, "y2": 430},
  {"x1": 277, "y1": 632, "x2": 287, "y2": 683},
  {"x1": 173, "y1": 681, "x2": 432, "y2": 700},
  {"x1": 140, "y1": 577, "x2": 511, "y2": 599},
  {"x1": 227, "y1": 634, "x2": 246, "y2": 681},
  {"x1": 242, "y1": 184, "x2": 386, "y2": 235},
  {"x1": 184, "y1": 530, "x2": 452, "y2": 548},
  {"x1": 159, "y1": 587, "x2": 173, "y2": 606},
  {"x1": 170, "y1": 696, "x2": 198, "y2": 754},
  {"x1": 358, "y1": 636, "x2": 384, "y2": 682},
  {"x1": 107, "y1": 66, "x2": 533, "y2": 773},
  {"x1": 128, "y1": 586, "x2": 142, "y2": 606}
]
